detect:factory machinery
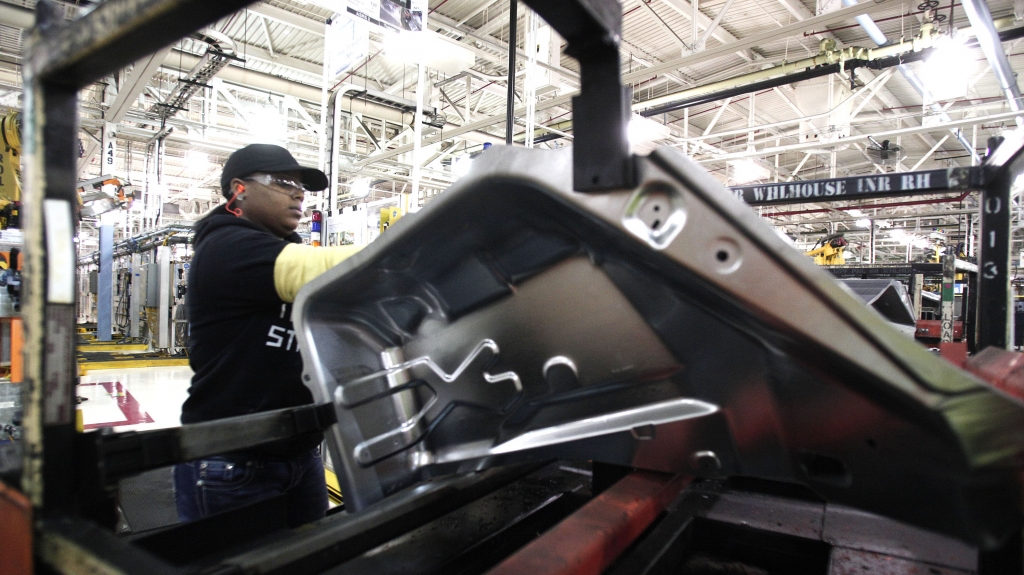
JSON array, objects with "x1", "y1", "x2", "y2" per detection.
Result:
[
  {"x1": 4, "y1": 1, "x2": 1024, "y2": 574},
  {"x1": 76, "y1": 226, "x2": 191, "y2": 352}
]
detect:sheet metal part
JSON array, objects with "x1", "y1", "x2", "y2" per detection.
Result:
[{"x1": 295, "y1": 143, "x2": 1024, "y2": 547}]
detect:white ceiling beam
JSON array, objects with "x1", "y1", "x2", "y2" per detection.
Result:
[
  {"x1": 247, "y1": 2, "x2": 325, "y2": 36},
  {"x1": 231, "y1": 42, "x2": 321, "y2": 76},
  {"x1": 458, "y1": 0, "x2": 501, "y2": 25},
  {"x1": 355, "y1": 0, "x2": 916, "y2": 169},
  {"x1": 910, "y1": 134, "x2": 951, "y2": 171},
  {"x1": 621, "y1": 0, "x2": 899, "y2": 84},
  {"x1": 787, "y1": 152, "x2": 813, "y2": 181},
  {"x1": 656, "y1": 0, "x2": 756, "y2": 61},
  {"x1": 257, "y1": 14, "x2": 277, "y2": 59},
  {"x1": 696, "y1": 0, "x2": 737, "y2": 50},
  {"x1": 476, "y1": 6, "x2": 514, "y2": 37},
  {"x1": 637, "y1": 0, "x2": 691, "y2": 52},
  {"x1": 702, "y1": 97, "x2": 732, "y2": 136},
  {"x1": 700, "y1": 109, "x2": 1022, "y2": 162},
  {"x1": 78, "y1": 46, "x2": 174, "y2": 174}
]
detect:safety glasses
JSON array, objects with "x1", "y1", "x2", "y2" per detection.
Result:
[{"x1": 244, "y1": 173, "x2": 308, "y2": 199}]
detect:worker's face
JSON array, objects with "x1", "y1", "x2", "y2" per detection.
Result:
[{"x1": 231, "y1": 172, "x2": 306, "y2": 238}]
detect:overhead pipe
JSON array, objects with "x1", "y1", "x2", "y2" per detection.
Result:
[
  {"x1": 960, "y1": 0, "x2": 1024, "y2": 121},
  {"x1": 638, "y1": 15, "x2": 1019, "y2": 115},
  {"x1": 541, "y1": 21, "x2": 1021, "y2": 145},
  {"x1": 636, "y1": 30, "x2": 937, "y2": 113},
  {"x1": 77, "y1": 226, "x2": 194, "y2": 266},
  {"x1": 841, "y1": 0, "x2": 979, "y2": 162}
]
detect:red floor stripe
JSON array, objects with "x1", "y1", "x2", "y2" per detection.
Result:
[{"x1": 81, "y1": 381, "x2": 155, "y2": 429}]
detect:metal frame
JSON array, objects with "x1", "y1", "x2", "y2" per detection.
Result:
[
  {"x1": 21, "y1": 0, "x2": 257, "y2": 521},
  {"x1": 727, "y1": 159, "x2": 1024, "y2": 352},
  {"x1": 16, "y1": 1, "x2": 652, "y2": 572},
  {"x1": 15, "y1": 0, "x2": 1024, "y2": 573}
]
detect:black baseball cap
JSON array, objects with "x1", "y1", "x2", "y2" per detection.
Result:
[{"x1": 220, "y1": 144, "x2": 329, "y2": 197}]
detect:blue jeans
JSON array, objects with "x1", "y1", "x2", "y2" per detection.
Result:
[{"x1": 173, "y1": 446, "x2": 328, "y2": 528}]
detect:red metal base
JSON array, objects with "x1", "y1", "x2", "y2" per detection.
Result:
[
  {"x1": 964, "y1": 347, "x2": 1024, "y2": 403},
  {"x1": 0, "y1": 480, "x2": 32, "y2": 575},
  {"x1": 487, "y1": 471, "x2": 691, "y2": 575},
  {"x1": 938, "y1": 341, "x2": 969, "y2": 368}
]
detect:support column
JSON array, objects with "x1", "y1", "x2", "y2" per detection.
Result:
[
  {"x1": 940, "y1": 251, "x2": 955, "y2": 343},
  {"x1": 868, "y1": 220, "x2": 875, "y2": 264},
  {"x1": 979, "y1": 139, "x2": 1014, "y2": 349},
  {"x1": 409, "y1": 62, "x2": 425, "y2": 213},
  {"x1": 506, "y1": 0, "x2": 517, "y2": 145},
  {"x1": 912, "y1": 273, "x2": 923, "y2": 322},
  {"x1": 157, "y1": 245, "x2": 170, "y2": 350},
  {"x1": 97, "y1": 224, "x2": 113, "y2": 341}
]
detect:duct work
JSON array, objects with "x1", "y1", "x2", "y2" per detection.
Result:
[
  {"x1": 531, "y1": 18, "x2": 1024, "y2": 148},
  {"x1": 961, "y1": 0, "x2": 1024, "y2": 120}
]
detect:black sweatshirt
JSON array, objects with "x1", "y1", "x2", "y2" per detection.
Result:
[{"x1": 182, "y1": 206, "x2": 319, "y2": 456}]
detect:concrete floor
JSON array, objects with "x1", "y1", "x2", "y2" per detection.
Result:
[{"x1": 78, "y1": 366, "x2": 191, "y2": 431}]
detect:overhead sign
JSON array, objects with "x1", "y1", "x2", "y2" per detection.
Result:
[
  {"x1": 101, "y1": 122, "x2": 117, "y2": 173},
  {"x1": 346, "y1": 0, "x2": 426, "y2": 33},
  {"x1": 728, "y1": 168, "x2": 981, "y2": 206},
  {"x1": 325, "y1": 14, "x2": 369, "y2": 79}
]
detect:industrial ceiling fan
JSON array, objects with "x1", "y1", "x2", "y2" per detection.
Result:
[{"x1": 865, "y1": 136, "x2": 906, "y2": 165}]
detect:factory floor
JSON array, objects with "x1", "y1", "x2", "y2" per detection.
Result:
[
  {"x1": 78, "y1": 365, "x2": 191, "y2": 432},
  {"x1": 76, "y1": 365, "x2": 343, "y2": 533}
]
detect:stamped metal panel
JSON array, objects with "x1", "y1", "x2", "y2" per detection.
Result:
[{"x1": 294, "y1": 146, "x2": 1024, "y2": 546}]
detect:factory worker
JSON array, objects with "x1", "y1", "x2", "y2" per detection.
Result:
[{"x1": 174, "y1": 144, "x2": 361, "y2": 527}]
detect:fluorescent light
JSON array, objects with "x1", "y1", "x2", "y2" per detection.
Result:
[
  {"x1": 728, "y1": 158, "x2": 771, "y2": 184},
  {"x1": 848, "y1": 209, "x2": 864, "y2": 217},
  {"x1": 381, "y1": 30, "x2": 476, "y2": 75},
  {"x1": 627, "y1": 115, "x2": 670, "y2": 153},
  {"x1": 628, "y1": 115, "x2": 669, "y2": 145},
  {"x1": 920, "y1": 34, "x2": 973, "y2": 100},
  {"x1": 186, "y1": 150, "x2": 208, "y2": 165},
  {"x1": 248, "y1": 110, "x2": 286, "y2": 144},
  {"x1": 350, "y1": 178, "x2": 371, "y2": 198},
  {"x1": 855, "y1": 219, "x2": 872, "y2": 228},
  {"x1": 451, "y1": 155, "x2": 472, "y2": 177}
]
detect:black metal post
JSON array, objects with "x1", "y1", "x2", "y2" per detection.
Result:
[
  {"x1": 21, "y1": 0, "x2": 258, "y2": 531},
  {"x1": 978, "y1": 135, "x2": 1017, "y2": 349},
  {"x1": 506, "y1": 0, "x2": 517, "y2": 145},
  {"x1": 20, "y1": 0, "x2": 80, "y2": 518},
  {"x1": 522, "y1": 0, "x2": 635, "y2": 191},
  {"x1": 965, "y1": 271, "x2": 978, "y2": 352}
]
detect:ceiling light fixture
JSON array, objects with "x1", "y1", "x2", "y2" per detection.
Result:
[
  {"x1": 919, "y1": 33, "x2": 973, "y2": 101},
  {"x1": 350, "y1": 178, "x2": 371, "y2": 198},
  {"x1": 727, "y1": 158, "x2": 771, "y2": 184}
]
